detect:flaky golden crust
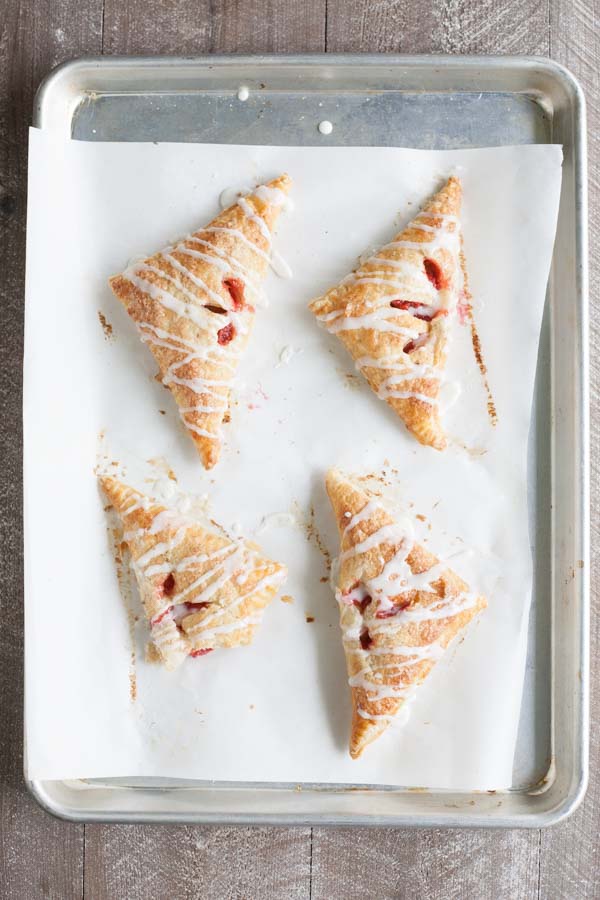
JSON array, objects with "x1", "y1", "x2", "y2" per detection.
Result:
[
  {"x1": 310, "y1": 177, "x2": 463, "y2": 451},
  {"x1": 100, "y1": 475, "x2": 287, "y2": 670},
  {"x1": 109, "y1": 174, "x2": 292, "y2": 469},
  {"x1": 325, "y1": 468, "x2": 486, "y2": 758}
]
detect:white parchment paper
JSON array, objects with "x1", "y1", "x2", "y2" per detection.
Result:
[{"x1": 24, "y1": 129, "x2": 562, "y2": 788}]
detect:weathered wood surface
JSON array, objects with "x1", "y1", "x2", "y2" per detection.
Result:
[{"x1": 1, "y1": 1, "x2": 598, "y2": 898}]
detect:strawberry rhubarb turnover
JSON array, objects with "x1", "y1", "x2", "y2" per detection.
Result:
[
  {"x1": 325, "y1": 469, "x2": 486, "y2": 758},
  {"x1": 100, "y1": 476, "x2": 287, "y2": 671},
  {"x1": 310, "y1": 177, "x2": 464, "y2": 450},
  {"x1": 109, "y1": 175, "x2": 292, "y2": 469}
]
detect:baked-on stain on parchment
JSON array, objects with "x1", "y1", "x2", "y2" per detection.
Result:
[{"x1": 460, "y1": 242, "x2": 498, "y2": 427}]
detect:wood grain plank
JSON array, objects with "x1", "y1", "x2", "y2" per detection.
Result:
[
  {"x1": 0, "y1": 1, "x2": 102, "y2": 897},
  {"x1": 325, "y1": 0, "x2": 549, "y2": 54},
  {"x1": 102, "y1": 0, "x2": 325, "y2": 55},
  {"x1": 311, "y1": 827, "x2": 540, "y2": 900},
  {"x1": 84, "y1": 825, "x2": 311, "y2": 900},
  {"x1": 324, "y1": 0, "x2": 438, "y2": 53},
  {"x1": 538, "y1": 0, "x2": 600, "y2": 896}
]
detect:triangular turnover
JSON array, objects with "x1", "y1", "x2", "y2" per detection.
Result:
[
  {"x1": 325, "y1": 468, "x2": 486, "y2": 758},
  {"x1": 110, "y1": 175, "x2": 292, "y2": 469},
  {"x1": 100, "y1": 475, "x2": 287, "y2": 670},
  {"x1": 310, "y1": 177, "x2": 463, "y2": 451}
]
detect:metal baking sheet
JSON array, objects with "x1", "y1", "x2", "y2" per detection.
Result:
[{"x1": 27, "y1": 54, "x2": 589, "y2": 827}]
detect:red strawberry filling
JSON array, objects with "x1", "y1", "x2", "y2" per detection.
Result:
[
  {"x1": 223, "y1": 277, "x2": 245, "y2": 310},
  {"x1": 457, "y1": 296, "x2": 470, "y2": 325},
  {"x1": 391, "y1": 299, "x2": 448, "y2": 323},
  {"x1": 217, "y1": 322, "x2": 236, "y2": 345},
  {"x1": 375, "y1": 597, "x2": 411, "y2": 619},
  {"x1": 151, "y1": 605, "x2": 173, "y2": 627},
  {"x1": 189, "y1": 647, "x2": 213, "y2": 658},
  {"x1": 161, "y1": 573, "x2": 175, "y2": 596},
  {"x1": 359, "y1": 627, "x2": 373, "y2": 650},
  {"x1": 423, "y1": 258, "x2": 447, "y2": 290},
  {"x1": 403, "y1": 332, "x2": 431, "y2": 355},
  {"x1": 354, "y1": 594, "x2": 372, "y2": 614}
]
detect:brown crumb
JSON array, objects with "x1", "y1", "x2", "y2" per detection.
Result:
[
  {"x1": 416, "y1": 514, "x2": 426, "y2": 522},
  {"x1": 98, "y1": 311, "x2": 114, "y2": 341},
  {"x1": 306, "y1": 615, "x2": 315, "y2": 623},
  {"x1": 344, "y1": 372, "x2": 361, "y2": 390},
  {"x1": 159, "y1": 409, "x2": 166, "y2": 416},
  {"x1": 129, "y1": 672, "x2": 137, "y2": 702},
  {"x1": 320, "y1": 576, "x2": 328, "y2": 583},
  {"x1": 280, "y1": 594, "x2": 294, "y2": 604},
  {"x1": 223, "y1": 412, "x2": 231, "y2": 423}
]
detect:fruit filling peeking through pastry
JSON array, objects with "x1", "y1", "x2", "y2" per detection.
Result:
[
  {"x1": 217, "y1": 322, "x2": 236, "y2": 345},
  {"x1": 325, "y1": 468, "x2": 487, "y2": 758},
  {"x1": 109, "y1": 174, "x2": 292, "y2": 470},
  {"x1": 100, "y1": 475, "x2": 288, "y2": 671},
  {"x1": 359, "y1": 627, "x2": 373, "y2": 650},
  {"x1": 160, "y1": 572, "x2": 176, "y2": 596},
  {"x1": 402, "y1": 332, "x2": 431, "y2": 355},
  {"x1": 223, "y1": 277, "x2": 246, "y2": 310},
  {"x1": 423, "y1": 257, "x2": 447, "y2": 290},
  {"x1": 309, "y1": 176, "x2": 463, "y2": 451},
  {"x1": 389, "y1": 299, "x2": 448, "y2": 322}
]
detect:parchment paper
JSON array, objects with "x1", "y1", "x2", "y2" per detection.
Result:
[{"x1": 24, "y1": 129, "x2": 562, "y2": 788}]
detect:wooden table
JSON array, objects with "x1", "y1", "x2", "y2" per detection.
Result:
[{"x1": 2, "y1": 1, "x2": 597, "y2": 897}]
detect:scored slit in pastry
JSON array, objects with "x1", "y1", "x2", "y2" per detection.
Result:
[
  {"x1": 310, "y1": 177, "x2": 463, "y2": 451},
  {"x1": 100, "y1": 475, "x2": 287, "y2": 671},
  {"x1": 325, "y1": 468, "x2": 486, "y2": 759},
  {"x1": 109, "y1": 175, "x2": 292, "y2": 469}
]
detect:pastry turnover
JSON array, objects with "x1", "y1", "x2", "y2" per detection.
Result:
[
  {"x1": 310, "y1": 177, "x2": 463, "y2": 451},
  {"x1": 109, "y1": 176, "x2": 292, "y2": 469},
  {"x1": 100, "y1": 475, "x2": 287, "y2": 671},
  {"x1": 325, "y1": 468, "x2": 486, "y2": 759}
]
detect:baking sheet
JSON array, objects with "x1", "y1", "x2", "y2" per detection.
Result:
[{"x1": 24, "y1": 129, "x2": 562, "y2": 789}]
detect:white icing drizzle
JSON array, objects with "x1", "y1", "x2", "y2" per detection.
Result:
[
  {"x1": 185, "y1": 569, "x2": 285, "y2": 646},
  {"x1": 315, "y1": 201, "x2": 462, "y2": 414},
  {"x1": 254, "y1": 184, "x2": 292, "y2": 210},
  {"x1": 236, "y1": 197, "x2": 273, "y2": 245},
  {"x1": 269, "y1": 248, "x2": 293, "y2": 279},
  {"x1": 119, "y1": 184, "x2": 294, "y2": 443},
  {"x1": 201, "y1": 226, "x2": 272, "y2": 264},
  {"x1": 334, "y1": 494, "x2": 478, "y2": 722},
  {"x1": 116, "y1": 484, "x2": 285, "y2": 664}
]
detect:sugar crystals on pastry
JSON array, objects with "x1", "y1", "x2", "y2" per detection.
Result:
[
  {"x1": 100, "y1": 475, "x2": 287, "y2": 671},
  {"x1": 310, "y1": 177, "x2": 463, "y2": 451},
  {"x1": 109, "y1": 175, "x2": 292, "y2": 469},
  {"x1": 325, "y1": 468, "x2": 486, "y2": 758}
]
